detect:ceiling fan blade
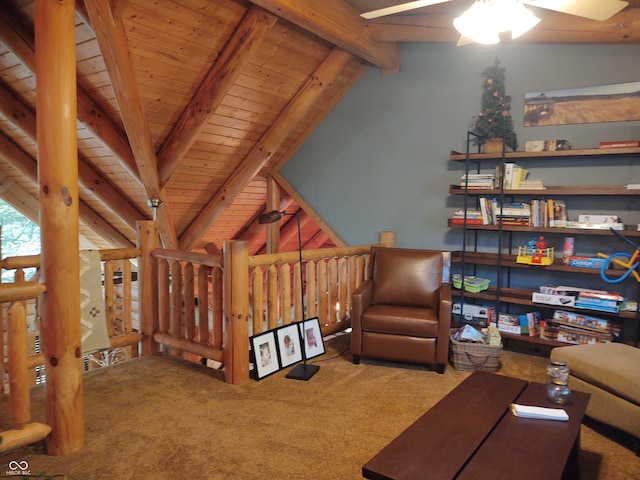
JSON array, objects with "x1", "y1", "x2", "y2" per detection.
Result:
[
  {"x1": 522, "y1": 0, "x2": 628, "y2": 21},
  {"x1": 361, "y1": 0, "x2": 452, "y2": 20}
]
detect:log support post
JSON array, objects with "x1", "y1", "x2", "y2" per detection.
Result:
[
  {"x1": 7, "y1": 302, "x2": 30, "y2": 428},
  {"x1": 265, "y1": 175, "x2": 280, "y2": 254},
  {"x1": 35, "y1": 0, "x2": 83, "y2": 456},
  {"x1": 223, "y1": 240, "x2": 249, "y2": 384},
  {"x1": 138, "y1": 221, "x2": 159, "y2": 355},
  {"x1": 379, "y1": 231, "x2": 396, "y2": 247}
]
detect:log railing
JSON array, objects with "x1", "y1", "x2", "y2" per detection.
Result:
[
  {"x1": 146, "y1": 231, "x2": 395, "y2": 384},
  {"x1": 0, "y1": 248, "x2": 142, "y2": 453},
  {"x1": 150, "y1": 249, "x2": 225, "y2": 365},
  {"x1": 0, "y1": 282, "x2": 50, "y2": 452}
]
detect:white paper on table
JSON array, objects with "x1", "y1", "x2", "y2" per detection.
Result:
[{"x1": 510, "y1": 404, "x2": 569, "y2": 421}]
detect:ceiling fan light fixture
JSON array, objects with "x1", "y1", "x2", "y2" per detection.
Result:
[
  {"x1": 508, "y1": 1, "x2": 541, "y2": 39},
  {"x1": 453, "y1": 0, "x2": 500, "y2": 45},
  {"x1": 453, "y1": 0, "x2": 540, "y2": 44}
]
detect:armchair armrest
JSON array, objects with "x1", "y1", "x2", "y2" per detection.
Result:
[
  {"x1": 436, "y1": 282, "x2": 453, "y2": 365},
  {"x1": 350, "y1": 279, "x2": 374, "y2": 356}
]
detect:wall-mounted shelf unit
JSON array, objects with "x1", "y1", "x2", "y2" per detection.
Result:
[{"x1": 449, "y1": 144, "x2": 640, "y2": 349}]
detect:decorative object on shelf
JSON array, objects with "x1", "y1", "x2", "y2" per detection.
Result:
[
  {"x1": 516, "y1": 236, "x2": 554, "y2": 265},
  {"x1": 472, "y1": 59, "x2": 518, "y2": 152},
  {"x1": 598, "y1": 228, "x2": 640, "y2": 283}
]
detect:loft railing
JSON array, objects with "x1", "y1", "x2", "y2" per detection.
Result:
[
  {"x1": 144, "y1": 231, "x2": 395, "y2": 384},
  {"x1": 0, "y1": 222, "x2": 395, "y2": 454},
  {"x1": 0, "y1": 282, "x2": 49, "y2": 452},
  {"x1": 0, "y1": 248, "x2": 141, "y2": 453}
]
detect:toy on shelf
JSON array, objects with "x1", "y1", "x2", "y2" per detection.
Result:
[
  {"x1": 597, "y1": 228, "x2": 640, "y2": 283},
  {"x1": 517, "y1": 236, "x2": 555, "y2": 265}
]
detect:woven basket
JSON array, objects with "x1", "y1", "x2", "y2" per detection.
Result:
[{"x1": 449, "y1": 333, "x2": 502, "y2": 372}]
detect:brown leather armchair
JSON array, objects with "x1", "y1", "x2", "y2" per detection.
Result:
[{"x1": 351, "y1": 247, "x2": 452, "y2": 373}]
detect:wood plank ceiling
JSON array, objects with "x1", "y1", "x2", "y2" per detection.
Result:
[{"x1": 0, "y1": 0, "x2": 638, "y2": 254}]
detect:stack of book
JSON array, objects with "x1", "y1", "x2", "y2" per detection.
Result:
[
  {"x1": 493, "y1": 202, "x2": 531, "y2": 226},
  {"x1": 450, "y1": 209, "x2": 484, "y2": 224},
  {"x1": 574, "y1": 290, "x2": 625, "y2": 314},
  {"x1": 460, "y1": 173, "x2": 495, "y2": 189}
]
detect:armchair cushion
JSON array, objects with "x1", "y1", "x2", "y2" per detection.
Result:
[
  {"x1": 372, "y1": 247, "x2": 443, "y2": 309},
  {"x1": 361, "y1": 305, "x2": 440, "y2": 338}
]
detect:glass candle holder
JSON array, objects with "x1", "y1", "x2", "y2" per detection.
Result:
[
  {"x1": 547, "y1": 360, "x2": 569, "y2": 384},
  {"x1": 547, "y1": 379, "x2": 572, "y2": 405}
]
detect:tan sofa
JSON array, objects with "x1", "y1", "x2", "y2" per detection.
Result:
[
  {"x1": 350, "y1": 247, "x2": 452, "y2": 373},
  {"x1": 550, "y1": 342, "x2": 640, "y2": 441}
]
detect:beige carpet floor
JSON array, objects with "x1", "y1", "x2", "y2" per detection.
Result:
[{"x1": 2, "y1": 333, "x2": 639, "y2": 479}]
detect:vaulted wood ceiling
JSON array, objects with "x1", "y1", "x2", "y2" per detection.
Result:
[{"x1": 0, "y1": 0, "x2": 638, "y2": 254}]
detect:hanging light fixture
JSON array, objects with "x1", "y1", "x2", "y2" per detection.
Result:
[{"x1": 453, "y1": 0, "x2": 540, "y2": 45}]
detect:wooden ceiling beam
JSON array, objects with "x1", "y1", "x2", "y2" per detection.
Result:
[
  {"x1": 303, "y1": 230, "x2": 330, "y2": 250},
  {"x1": 278, "y1": 209, "x2": 314, "y2": 250},
  {"x1": 270, "y1": 171, "x2": 345, "y2": 247},
  {"x1": 0, "y1": 130, "x2": 133, "y2": 247},
  {"x1": 157, "y1": 6, "x2": 277, "y2": 188},
  {"x1": 363, "y1": 9, "x2": 640, "y2": 43},
  {"x1": 0, "y1": 173, "x2": 40, "y2": 225},
  {"x1": 84, "y1": 0, "x2": 177, "y2": 248},
  {"x1": 179, "y1": 48, "x2": 354, "y2": 251},
  {"x1": 0, "y1": 4, "x2": 142, "y2": 184},
  {"x1": 248, "y1": 0, "x2": 400, "y2": 71},
  {"x1": 0, "y1": 81, "x2": 143, "y2": 234}
]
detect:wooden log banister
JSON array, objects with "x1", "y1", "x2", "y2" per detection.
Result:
[{"x1": 1, "y1": 301, "x2": 51, "y2": 454}]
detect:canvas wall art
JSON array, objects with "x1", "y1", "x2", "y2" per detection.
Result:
[{"x1": 524, "y1": 82, "x2": 640, "y2": 127}]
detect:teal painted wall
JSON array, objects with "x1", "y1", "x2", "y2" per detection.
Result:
[{"x1": 281, "y1": 43, "x2": 640, "y2": 251}]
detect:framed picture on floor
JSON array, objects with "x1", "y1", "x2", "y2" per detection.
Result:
[
  {"x1": 299, "y1": 317, "x2": 325, "y2": 360},
  {"x1": 276, "y1": 324, "x2": 303, "y2": 367},
  {"x1": 250, "y1": 331, "x2": 280, "y2": 380}
]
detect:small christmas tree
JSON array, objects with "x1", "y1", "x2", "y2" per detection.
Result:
[{"x1": 473, "y1": 59, "x2": 518, "y2": 151}]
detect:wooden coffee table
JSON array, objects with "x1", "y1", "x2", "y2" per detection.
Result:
[{"x1": 362, "y1": 370, "x2": 590, "y2": 480}]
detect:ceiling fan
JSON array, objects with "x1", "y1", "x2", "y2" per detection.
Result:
[{"x1": 360, "y1": 0, "x2": 629, "y2": 44}]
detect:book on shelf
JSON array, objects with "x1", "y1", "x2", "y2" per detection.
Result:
[
  {"x1": 547, "y1": 199, "x2": 567, "y2": 227},
  {"x1": 450, "y1": 217, "x2": 485, "y2": 225},
  {"x1": 502, "y1": 163, "x2": 529, "y2": 189},
  {"x1": 460, "y1": 174, "x2": 495, "y2": 189},
  {"x1": 518, "y1": 179, "x2": 546, "y2": 190},
  {"x1": 530, "y1": 199, "x2": 548, "y2": 227},
  {"x1": 599, "y1": 140, "x2": 640, "y2": 149},
  {"x1": 478, "y1": 197, "x2": 493, "y2": 225},
  {"x1": 512, "y1": 166, "x2": 529, "y2": 189},
  {"x1": 496, "y1": 218, "x2": 532, "y2": 226},
  {"x1": 451, "y1": 209, "x2": 485, "y2": 224}
]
